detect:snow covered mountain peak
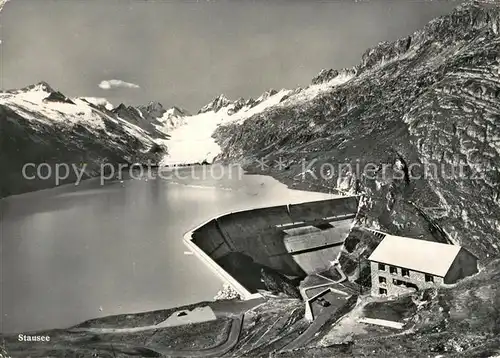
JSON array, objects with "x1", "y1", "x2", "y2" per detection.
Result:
[
  {"x1": 0, "y1": 82, "x2": 167, "y2": 197},
  {"x1": 20, "y1": 81, "x2": 56, "y2": 94},
  {"x1": 311, "y1": 68, "x2": 358, "y2": 85},
  {"x1": 1, "y1": 82, "x2": 82, "y2": 110},
  {"x1": 137, "y1": 101, "x2": 166, "y2": 118},
  {"x1": 164, "y1": 106, "x2": 189, "y2": 118},
  {"x1": 226, "y1": 97, "x2": 247, "y2": 115},
  {"x1": 2, "y1": 81, "x2": 54, "y2": 98},
  {"x1": 112, "y1": 103, "x2": 137, "y2": 116},
  {"x1": 256, "y1": 88, "x2": 278, "y2": 102},
  {"x1": 79, "y1": 97, "x2": 114, "y2": 111},
  {"x1": 198, "y1": 94, "x2": 232, "y2": 114}
]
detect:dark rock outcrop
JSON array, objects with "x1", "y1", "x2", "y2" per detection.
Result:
[
  {"x1": 261, "y1": 267, "x2": 302, "y2": 299},
  {"x1": 311, "y1": 69, "x2": 339, "y2": 85},
  {"x1": 256, "y1": 89, "x2": 278, "y2": 102},
  {"x1": 245, "y1": 98, "x2": 258, "y2": 108},
  {"x1": 112, "y1": 102, "x2": 168, "y2": 139},
  {"x1": 18, "y1": 81, "x2": 55, "y2": 93},
  {"x1": 279, "y1": 87, "x2": 303, "y2": 103},
  {"x1": 136, "y1": 101, "x2": 167, "y2": 119},
  {"x1": 43, "y1": 91, "x2": 75, "y2": 105},
  {"x1": 198, "y1": 94, "x2": 232, "y2": 113},
  {"x1": 227, "y1": 97, "x2": 247, "y2": 115},
  {"x1": 312, "y1": 68, "x2": 358, "y2": 85}
]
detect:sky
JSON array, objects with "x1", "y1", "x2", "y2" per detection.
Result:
[{"x1": 0, "y1": 0, "x2": 463, "y2": 112}]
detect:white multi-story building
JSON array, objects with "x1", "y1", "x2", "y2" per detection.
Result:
[{"x1": 368, "y1": 235, "x2": 479, "y2": 297}]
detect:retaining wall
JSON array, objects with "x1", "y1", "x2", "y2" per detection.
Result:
[{"x1": 185, "y1": 196, "x2": 360, "y2": 299}]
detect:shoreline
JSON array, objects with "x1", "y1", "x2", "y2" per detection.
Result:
[
  {"x1": 0, "y1": 162, "x2": 343, "y2": 201},
  {"x1": 0, "y1": 162, "x2": 341, "y2": 335}
]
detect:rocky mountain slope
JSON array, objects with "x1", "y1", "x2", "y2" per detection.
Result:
[
  {"x1": 2, "y1": 2, "x2": 500, "y2": 357},
  {"x1": 212, "y1": 1, "x2": 500, "y2": 264},
  {"x1": 0, "y1": 83, "x2": 192, "y2": 198},
  {"x1": 0, "y1": 58, "x2": 353, "y2": 197},
  {"x1": 0, "y1": 77, "x2": 298, "y2": 196},
  {"x1": 157, "y1": 87, "x2": 295, "y2": 166}
]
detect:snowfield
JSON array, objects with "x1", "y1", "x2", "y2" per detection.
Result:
[
  {"x1": 0, "y1": 84, "x2": 106, "y2": 130},
  {"x1": 79, "y1": 97, "x2": 115, "y2": 111},
  {"x1": 0, "y1": 83, "x2": 159, "y2": 151},
  {"x1": 158, "y1": 109, "x2": 225, "y2": 166},
  {"x1": 0, "y1": 70, "x2": 356, "y2": 167},
  {"x1": 159, "y1": 75, "x2": 354, "y2": 166},
  {"x1": 223, "y1": 89, "x2": 291, "y2": 125}
]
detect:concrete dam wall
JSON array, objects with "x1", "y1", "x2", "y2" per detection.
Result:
[{"x1": 184, "y1": 196, "x2": 359, "y2": 299}]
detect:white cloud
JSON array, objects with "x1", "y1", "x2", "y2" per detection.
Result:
[
  {"x1": 98, "y1": 79, "x2": 140, "y2": 90},
  {"x1": 79, "y1": 97, "x2": 114, "y2": 110}
]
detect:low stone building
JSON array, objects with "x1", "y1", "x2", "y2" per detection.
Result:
[{"x1": 368, "y1": 235, "x2": 478, "y2": 297}]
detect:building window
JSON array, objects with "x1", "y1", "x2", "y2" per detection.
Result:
[
  {"x1": 378, "y1": 263, "x2": 385, "y2": 271},
  {"x1": 379, "y1": 288, "x2": 387, "y2": 295},
  {"x1": 425, "y1": 274, "x2": 434, "y2": 282},
  {"x1": 389, "y1": 266, "x2": 398, "y2": 274},
  {"x1": 401, "y1": 268, "x2": 410, "y2": 277},
  {"x1": 379, "y1": 276, "x2": 386, "y2": 284},
  {"x1": 393, "y1": 279, "x2": 400, "y2": 285}
]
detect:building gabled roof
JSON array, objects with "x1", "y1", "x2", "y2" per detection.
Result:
[{"x1": 368, "y1": 235, "x2": 461, "y2": 277}]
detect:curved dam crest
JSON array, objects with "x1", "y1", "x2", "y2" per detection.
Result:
[{"x1": 184, "y1": 196, "x2": 360, "y2": 299}]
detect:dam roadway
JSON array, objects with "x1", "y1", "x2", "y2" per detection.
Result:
[
  {"x1": 77, "y1": 299, "x2": 267, "y2": 357},
  {"x1": 88, "y1": 315, "x2": 244, "y2": 357}
]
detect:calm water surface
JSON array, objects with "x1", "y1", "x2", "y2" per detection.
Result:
[{"x1": 0, "y1": 166, "x2": 334, "y2": 333}]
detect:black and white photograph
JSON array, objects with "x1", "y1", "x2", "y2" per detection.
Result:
[{"x1": 1, "y1": 0, "x2": 500, "y2": 357}]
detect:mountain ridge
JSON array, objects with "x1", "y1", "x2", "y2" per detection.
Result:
[
  {"x1": 0, "y1": 82, "x2": 171, "y2": 197},
  {"x1": 2, "y1": 1, "x2": 500, "y2": 357},
  {"x1": 212, "y1": 0, "x2": 500, "y2": 263}
]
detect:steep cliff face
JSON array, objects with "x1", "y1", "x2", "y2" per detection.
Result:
[{"x1": 214, "y1": 1, "x2": 500, "y2": 261}]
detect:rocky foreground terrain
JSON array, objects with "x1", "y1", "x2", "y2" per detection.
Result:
[
  {"x1": 2, "y1": 1, "x2": 500, "y2": 357},
  {"x1": 2, "y1": 261, "x2": 500, "y2": 357}
]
